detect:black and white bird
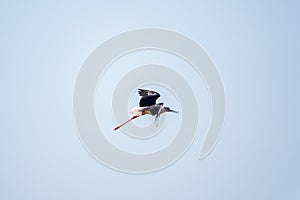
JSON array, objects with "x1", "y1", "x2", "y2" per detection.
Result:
[{"x1": 113, "y1": 89, "x2": 178, "y2": 131}]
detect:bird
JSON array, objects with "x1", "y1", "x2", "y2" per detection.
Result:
[{"x1": 113, "y1": 89, "x2": 178, "y2": 131}]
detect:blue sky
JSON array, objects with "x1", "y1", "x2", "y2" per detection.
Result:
[{"x1": 0, "y1": 1, "x2": 299, "y2": 199}]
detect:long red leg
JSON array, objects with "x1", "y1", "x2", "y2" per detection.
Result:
[{"x1": 113, "y1": 115, "x2": 138, "y2": 131}]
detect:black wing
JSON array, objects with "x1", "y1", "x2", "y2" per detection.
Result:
[{"x1": 138, "y1": 89, "x2": 160, "y2": 107}]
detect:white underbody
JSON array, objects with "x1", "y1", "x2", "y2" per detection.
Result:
[
  {"x1": 130, "y1": 105, "x2": 166, "y2": 117},
  {"x1": 130, "y1": 107, "x2": 147, "y2": 116}
]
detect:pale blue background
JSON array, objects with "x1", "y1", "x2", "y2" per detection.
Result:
[{"x1": 1, "y1": 1, "x2": 299, "y2": 199}]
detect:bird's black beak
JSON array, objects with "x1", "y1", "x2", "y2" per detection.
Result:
[{"x1": 169, "y1": 109, "x2": 179, "y2": 113}]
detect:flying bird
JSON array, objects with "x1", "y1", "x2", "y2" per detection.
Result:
[{"x1": 113, "y1": 89, "x2": 178, "y2": 131}]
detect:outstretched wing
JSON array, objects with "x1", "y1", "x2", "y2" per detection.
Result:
[{"x1": 138, "y1": 89, "x2": 160, "y2": 107}]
